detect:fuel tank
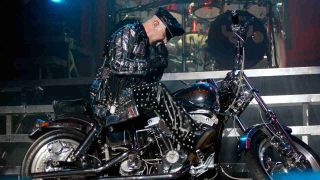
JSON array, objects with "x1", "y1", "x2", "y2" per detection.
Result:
[{"x1": 172, "y1": 80, "x2": 220, "y2": 113}]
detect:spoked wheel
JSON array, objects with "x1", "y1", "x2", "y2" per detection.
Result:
[
  {"x1": 21, "y1": 129, "x2": 86, "y2": 179},
  {"x1": 244, "y1": 131, "x2": 320, "y2": 180}
]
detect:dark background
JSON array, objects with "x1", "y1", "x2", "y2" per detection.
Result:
[{"x1": 0, "y1": 0, "x2": 319, "y2": 82}]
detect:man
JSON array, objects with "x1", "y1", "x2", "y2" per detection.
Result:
[{"x1": 90, "y1": 7, "x2": 214, "y2": 157}]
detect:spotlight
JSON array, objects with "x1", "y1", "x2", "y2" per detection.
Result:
[{"x1": 50, "y1": 0, "x2": 65, "y2": 4}]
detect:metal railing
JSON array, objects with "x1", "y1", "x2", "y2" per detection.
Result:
[{"x1": 1, "y1": 66, "x2": 320, "y2": 143}]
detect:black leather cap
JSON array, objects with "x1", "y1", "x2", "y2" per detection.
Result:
[{"x1": 155, "y1": 7, "x2": 184, "y2": 41}]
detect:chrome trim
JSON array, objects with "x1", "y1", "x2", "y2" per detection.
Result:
[
  {"x1": 189, "y1": 109, "x2": 212, "y2": 114},
  {"x1": 31, "y1": 150, "x2": 132, "y2": 179}
]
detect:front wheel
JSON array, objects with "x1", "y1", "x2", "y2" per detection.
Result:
[
  {"x1": 21, "y1": 129, "x2": 86, "y2": 179},
  {"x1": 243, "y1": 131, "x2": 320, "y2": 179}
]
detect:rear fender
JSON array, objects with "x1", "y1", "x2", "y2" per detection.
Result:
[{"x1": 29, "y1": 117, "x2": 93, "y2": 140}]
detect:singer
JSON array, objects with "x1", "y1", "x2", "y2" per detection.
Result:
[{"x1": 89, "y1": 7, "x2": 218, "y2": 161}]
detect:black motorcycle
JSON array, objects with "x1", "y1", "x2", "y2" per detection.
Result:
[{"x1": 21, "y1": 11, "x2": 320, "y2": 180}]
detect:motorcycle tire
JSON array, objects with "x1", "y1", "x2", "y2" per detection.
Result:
[
  {"x1": 21, "y1": 129, "x2": 86, "y2": 179},
  {"x1": 243, "y1": 131, "x2": 320, "y2": 180}
]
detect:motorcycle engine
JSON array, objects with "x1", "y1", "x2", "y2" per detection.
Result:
[
  {"x1": 160, "y1": 150, "x2": 188, "y2": 173},
  {"x1": 119, "y1": 153, "x2": 144, "y2": 176}
]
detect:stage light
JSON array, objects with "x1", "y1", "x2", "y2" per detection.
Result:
[
  {"x1": 191, "y1": 20, "x2": 197, "y2": 33},
  {"x1": 50, "y1": 0, "x2": 65, "y2": 4}
]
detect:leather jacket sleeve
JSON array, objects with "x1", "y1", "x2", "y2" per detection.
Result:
[{"x1": 108, "y1": 25, "x2": 148, "y2": 76}]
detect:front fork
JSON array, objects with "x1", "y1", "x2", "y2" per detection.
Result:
[{"x1": 236, "y1": 74, "x2": 305, "y2": 164}]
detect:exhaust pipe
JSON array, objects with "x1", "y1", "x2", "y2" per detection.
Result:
[
  {"x1": 98, "y1": 168, "x2": 189, "y2": 180},
  {"x1": 31, "y1": 150, "x2": 131, "y2": 179}
]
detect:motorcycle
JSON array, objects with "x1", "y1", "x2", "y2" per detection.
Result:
[{"x1": 21, "y1": 11, "x2": 320, "y2": 180}]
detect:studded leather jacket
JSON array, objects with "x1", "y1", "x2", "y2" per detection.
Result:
[{"x1": 90, "y1": 22, "x2": 168, "y2": 119}]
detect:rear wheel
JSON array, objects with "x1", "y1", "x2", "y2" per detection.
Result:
[
  {"x1": 243, "y1": 131, "x2": 320, "y2": 179},
  {"x1": 21, "y1": 129, "x2": 86, "y2": 179}
]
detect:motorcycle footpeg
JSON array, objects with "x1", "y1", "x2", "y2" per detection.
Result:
[
  {"x1": 196, "y1": 149, "x2": 205, "y2": 164},
  {"x1": 190, "y1": 152, "x2": 216, "y2": 177}
]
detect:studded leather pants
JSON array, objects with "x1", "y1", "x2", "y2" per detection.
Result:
[{"x1": 132, "y1": 82, "x2": 203, "y2": 151}]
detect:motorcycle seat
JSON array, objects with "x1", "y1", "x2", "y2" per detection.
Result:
[{"x1": 52, "y1": 98, "x2": 91, "y2": 117}]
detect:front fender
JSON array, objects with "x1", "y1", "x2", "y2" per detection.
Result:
[
  {"x1": 237, "y1": 124, "x2": 292, "y2": 153},
  {"x1": 29, "y1": 117, "x2": 93, "y2": 140}
]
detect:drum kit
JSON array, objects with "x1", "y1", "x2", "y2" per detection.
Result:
[{"x1": 116, "y1": 0, "x2": 283, "y2": 71}]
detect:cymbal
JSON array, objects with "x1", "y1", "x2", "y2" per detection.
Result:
[{"x1": 207, "y1": 10, "x2": 268, "y2": 69}]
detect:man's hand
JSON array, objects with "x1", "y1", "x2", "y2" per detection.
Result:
[
  {"x1": 154, "y1": 40, "x2": 168, "y2": 59},
  {"x1": 150, "y1": 40, "x2": 168, "y2": 68}
]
